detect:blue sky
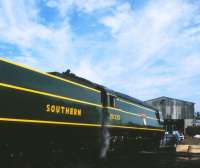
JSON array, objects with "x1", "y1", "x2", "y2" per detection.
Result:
[{"x1": 0, "y1": 0, "x2": 200, "y2": 111}]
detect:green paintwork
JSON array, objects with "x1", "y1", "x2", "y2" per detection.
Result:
[
  {"x1": 0, "y1": 61, "x2": 101, "y2": 105},
  {"x1": 106, "y1": 94, "x2": 163, "y2": 129},
  {"x1": 0, "y1": 86, "x2": 102, "y2": 124},
  {"x1": 0, "y1": 58, "x2": 163, "y2": 132}
]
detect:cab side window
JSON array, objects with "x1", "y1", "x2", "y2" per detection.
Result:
[{"x1": 110, "y1": 95, "x2": 115, "y2": 107}]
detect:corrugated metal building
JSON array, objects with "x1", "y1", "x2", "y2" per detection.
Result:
[{"x1": 145, "y1": 97, "x2": 194, "y2": 132}]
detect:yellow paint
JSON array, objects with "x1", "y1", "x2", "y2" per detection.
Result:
[
  {"x1": 106, "y1": 124, "x2": 165, "y2": 132},
  {"x1": 0, "y1": 57, "x2": 100, "y2": 93},
  {"x1": 45, "y1": 104, "x2": 82, "y2": 117},
  {"x1": 0, "y1": 118, "x2": 164, "y2": 132},
  {"x1": 117, "y1": 98, "x2": 155, "y2": 112},
  {"x1": 77, "y1": 109, "x2": 82, "y2": 116},
  {"x1": 0, "y1": 117, "x2": 101, "y2": 127},
  {"x1": 0, "y1": 82, "x2": 102, "y2": 107},
  {"x1": 106, "y1": 93, "x2": 115, "y2": 96},
  {"x1": 0, "y1": 82, "x2": 160, "y2": 124},
  {"x1": 106, "y1": 93, "x2": 155, "y2": 113},
  {"x1": 110, "y1": 113, "x2": 121, "y2": 120},
  {"x1": 106, "y1": 106, "x2": 158, "y2": 121}
]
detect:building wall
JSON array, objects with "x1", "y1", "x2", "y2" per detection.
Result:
[
  {"x1": 146, "y1": 98, "x2": 194, "y2": 120},
  {"x1": 184, "y1": 119, "x2": 193, "y2": 129},
  {"x1": 146, "y1": 97, "x2": 194, "y2": 130}
]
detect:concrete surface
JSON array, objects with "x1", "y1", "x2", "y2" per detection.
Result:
[{"x1": 176, "y1": 145, "x2": 200, "y2": 154}]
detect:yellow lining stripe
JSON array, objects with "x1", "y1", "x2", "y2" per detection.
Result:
[
  {"x1": 107, "y1": 107, "x2": 140, "y2": 117},
  {"x1": 0, "y1": 118, "x2": 164, "y2": 132},
  {"x1": 0, "y1": 82, "x2": 102, "y2": 108},
  {"x1": 106, "y1": 93, "x2": 155, "y2": 113},
  {"x1": 117, "y1": 98, "x2": 155, "y2": 112},
  {"x1": 0, "y1": 118, "x2": 101, "y2": 127},
  {"x1": 0, "y1": 57, "x2": 100, "y2": 93},
  {"x1": 106, "y1": 107, "x2": 158, "y2": 121},
  {"x1": 106, "y1": 124, "x2": 164, "y2": 132},
  {"x1": 106, "y1": 93, "x2": 115, "y2": 96},
  {"x1": 0, "y1": 83, "x2": 160, "y2": 121}
]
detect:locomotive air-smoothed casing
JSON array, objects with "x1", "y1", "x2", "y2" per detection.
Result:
[
  {"x1": 0, "y1": 57, "x2": 164, "y2": 152},
  {"x1": 0, "y1": 58, "x2": 102, "y2": 128}
]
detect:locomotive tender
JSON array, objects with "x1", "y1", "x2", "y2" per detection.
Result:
[{"x1": 0, "y1": 57, "x2": 164, "y2": 157}]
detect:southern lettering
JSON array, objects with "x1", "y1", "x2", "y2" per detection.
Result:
[{"x1": 46, "y1": 104, "x2": 82, "y2": 117}]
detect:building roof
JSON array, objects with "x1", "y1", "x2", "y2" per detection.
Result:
[{"x1": 145, "y1": 96, "x2": 195, "y2": 104}]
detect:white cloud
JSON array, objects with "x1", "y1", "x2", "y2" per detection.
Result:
[
  {"x1": 0, "y1": 0, "x2": 74, "y2": 71},
  {"x1": 46, "y1": 0, "x2": 116, "y2": 16},
  {"x1": 98, "y1": 0, "x2": 200, "y2": 109},
  {"x1": 45, "y1": 0, "x2": 73, "y2": 17},
  {"x1": 181, "y1": 54, "x2": 200, "y2": 76},
  {"x1": 75, "y1": 0, "x2": 116, "y2": 13},
  {"x1": 0, "y1": 0, "x2": 200, "y2": 110},
  {"x1": 71, "y1": 0, "x2": 200, "y2": 111},
  {"x1": 100, "y1": 0, "x2": 197, "y2": 69},
  {"x1": 0, "y1": 0, "x2": 118, "y2": 72}
]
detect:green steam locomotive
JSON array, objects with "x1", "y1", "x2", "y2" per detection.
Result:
[{"x1": 0, "y1": 57, "x2": 164, "y2": 158}]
